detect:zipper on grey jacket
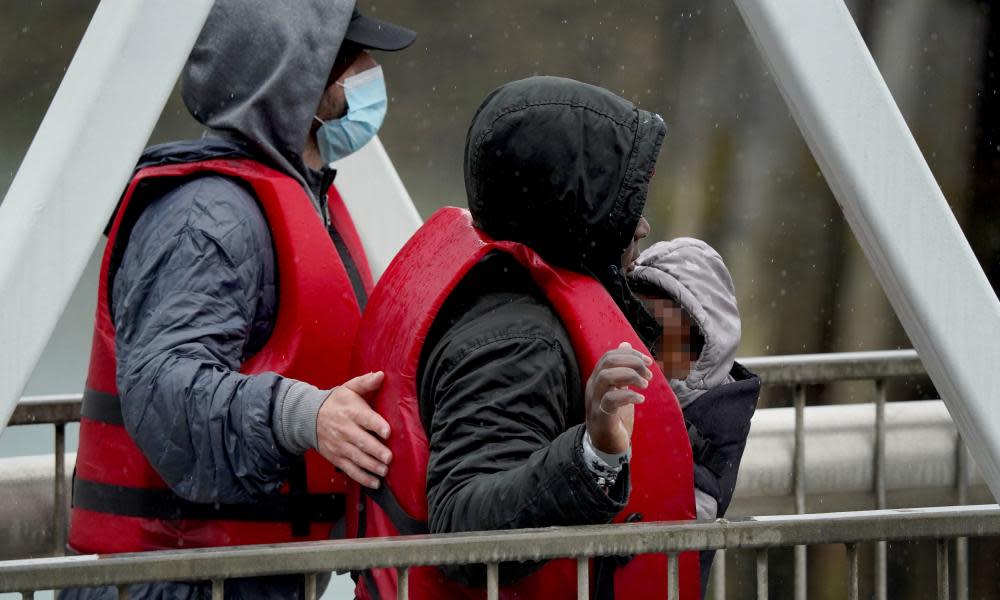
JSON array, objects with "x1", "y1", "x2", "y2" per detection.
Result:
[{"x1": 318, "y1": 166, "x2": 336, "y2": 229}]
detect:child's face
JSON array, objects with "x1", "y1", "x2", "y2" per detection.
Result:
[{"x1": 639, "y1": 295, "x2": 698, "y2": 380}]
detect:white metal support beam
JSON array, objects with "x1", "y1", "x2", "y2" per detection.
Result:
[
  {"x1": 0, "y1": 0, "x2": 215, "y2": 435},
  {"x1": 733, "y1": 0, "x2": 1000, "y2": 500},
  {"x1": 331, "y1": 137, "x2": 423, "y2": 279}
]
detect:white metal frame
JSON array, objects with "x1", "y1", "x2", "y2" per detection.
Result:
[
  {"x1": 331, "y1": 137, "x2": 423, "y2": 279},
  {"x1": 0, "y1": 0, "x2": 216, "y2": 435},
  {"x1": 733, "y1": 0, "x2": 1000, "y2": 502}
]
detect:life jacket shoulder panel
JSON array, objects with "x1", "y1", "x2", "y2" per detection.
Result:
[
  {"x1": 69, "y1": 158, "x2": 371, "y2": 553},
  {"x1": 349, "y1": 207, "x2": 698, "y2": 599}
]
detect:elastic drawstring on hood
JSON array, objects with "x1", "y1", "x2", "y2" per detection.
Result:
[
  {"x1": 630, "y1": 239, "x2": 742, "y2": 406},
  {"x1": 464, "y1": 76, "x2": 667, "y2": 346},
  {"x1": 181, "y1": 0, "x2": 355, "y2": 205}
]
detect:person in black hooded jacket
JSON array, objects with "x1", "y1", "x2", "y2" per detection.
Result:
[{"x1": 418, "y1": 76, "x2": 667, "y2": 588}]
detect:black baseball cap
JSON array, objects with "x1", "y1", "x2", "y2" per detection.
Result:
[{"x1": 344, "y1": 8, "x2": 416, "y2": 52}]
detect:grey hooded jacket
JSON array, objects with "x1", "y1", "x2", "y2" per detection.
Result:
[
  {"x1": 61, "y1": 2, "x2": 357, "y2": 599},
  {"x1": 630, "y1": 238, "x2": 742, "y2": 407},
  {"x1": 629, "y1": 239, "x2": 760, "y2": 598}
]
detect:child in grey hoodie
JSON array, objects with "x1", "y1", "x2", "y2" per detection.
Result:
[{"x1": 629, "y1": 238, "x2": 761, "y2": 594}]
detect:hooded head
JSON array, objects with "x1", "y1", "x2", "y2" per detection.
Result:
[
  {"x1": 465, "y1": 76, "x2": 665, "y2": 276},
  {"x1": 630, "y1": 239, "x2": 741, "y2": 402},
  {"x1": 464, "y1": 77, "x2": 666, "y2": 341},
  {"x1": 182, "y1": 0, "x2": 383, "y2": 189}
]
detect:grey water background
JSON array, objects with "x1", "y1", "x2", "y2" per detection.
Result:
[{"x1": 5, "y1": 0, "x2": 1000, "y2": 597}]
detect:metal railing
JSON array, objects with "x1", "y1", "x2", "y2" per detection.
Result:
[
  {"x1": 1, "y1": 505, "x2": 997, "y2": 599},
  {"x1": 6, "y1": 394, "x2": 80, "y2": 558},
  {"x1": 734, "y1": 350, "x2": 949, "y2": 600},
  {"x1": 6, "y1": 349, "x2": 982, "y2": 599}
]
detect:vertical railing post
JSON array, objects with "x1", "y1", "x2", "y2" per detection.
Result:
[
  {"x1": 576, "y1": 557, "x2": 589, "y2": 600},
  {"x1": 937, "y1": 539, "x2": 950, "y2": 600},
  {"x1": 713, "y1": 549, "x2": 727, "y2": 600},
  {"x1": 874, "y1": 380, "x2": 887, "y2": 600},
  {"x1": 53, "y1": 422, "x2": 67, "y2": 556},
  {"x1": 955, "y1": 436, "x2": 970, "y2": 600},
  {"x1": 397, "y1": 568, "x2": 409, "y2": 600},
  {"x1": 305, "y1": 573, "x2": 318, "y2": 600},
  {"x1": 846, "y1": 543, "x2": 859, "y2": 600},
  {"x1": 486, "y1": 563, "x2": 499, "y2": 600},
  {"x1": 211, "y1": 579, "x2": 223, "y2": 600},
  {"x1": 793, "y1": 384, "x2": 807, "y2": 600},
  {"x1": 756, "y1": 549, "x2": 769, "y2": 600},
  {"x1": 667, "y1": 554, "x2": 679, "y2": 600}
]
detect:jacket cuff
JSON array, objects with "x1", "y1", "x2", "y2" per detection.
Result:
[
  {"x1": 272, "y1": 380, "x2": 329, "y2": 455},
  {"x1": 562, "y1": 425, "x2": 630, "y2": 519}
]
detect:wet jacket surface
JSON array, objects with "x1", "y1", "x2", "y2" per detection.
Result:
[
  {"x1": 112, "y1": 141, "x2": 287, "y2": 504},
  {"x1": 418, "y1": 253, "x2": 628, "y2": 587},
  {"x1": 60, "y1": 141, "x2": 335, "y2": 600},
  {"x1": 62, "y1": 0, "x2": 358, "y2": 597},
  {"x1": 417, "y1": 76, "x2": 665, "y2": 588}
]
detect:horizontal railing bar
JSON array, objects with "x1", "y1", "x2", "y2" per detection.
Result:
[
  {"x1": 2, "y1": 398, "x2": 978, "y2": 559},
  {"x1": 4, "y1": 351, "x2": 927, "y2": 428},
  {"x1": 740, "y1": 349, "x2": 923, "y2": 385},
  {"x1": 1, "y1": 505, "x2": 997, "y2": 592},
  {"x1": 8, "y1": 395, "x2": 81, "y2": 426}
]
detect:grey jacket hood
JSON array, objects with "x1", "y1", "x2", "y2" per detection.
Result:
[
  {"x1": 181, "y1": 0, "x2": 355, "y2": 194},
  {"x1": 630, "y1": 239, "x2": 741, "y2": 404}
]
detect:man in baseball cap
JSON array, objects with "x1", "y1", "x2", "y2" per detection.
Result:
[{"x1": 63, "y1": 3, "x2": 415, "y2": 599}]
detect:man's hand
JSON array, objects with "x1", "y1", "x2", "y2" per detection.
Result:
[
  {"x1": 584, "y1": 342, "x2": 653, "y2": 455},
  {"x1": 316, "y1": 371, "x2": 392, "y2": 489}
]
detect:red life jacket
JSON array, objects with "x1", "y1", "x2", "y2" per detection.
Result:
[
  {"x1": 68, "y1": 158, "x2": 372, "y2": 554},
  {"x1": 348, "y1": 207, "x2": 699, "y2": 599}
]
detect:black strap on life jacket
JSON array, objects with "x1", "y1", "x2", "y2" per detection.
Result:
[
  {"x1": 363, "y1": 480, "x2": 429, "y2": 536},
  {"x1": 80, "y1": 388, "x2": 124, "y2": 426},
  {"x1": 350, "y1": 480, "x2": 428, "y2": 599},
  {"x1": 72, "y1": 478, "x2": 344, "y2": 524},
  {"x1": 318, "y1": 167, "x2": 368, "y2": 311},
  {"x1": 78, "y1": 388, "x2": 342, "y2": 532},
  {"x1": 327, "y1": 222, "x2": 368, "y2": 311}
]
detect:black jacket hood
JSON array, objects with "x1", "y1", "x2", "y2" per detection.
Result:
[
  {"x1": 464, "y1": 76, "x2": 667, "y2": 345},
  {"x1": 465, "y1": 76, "x2": 666, "y2": 274}
]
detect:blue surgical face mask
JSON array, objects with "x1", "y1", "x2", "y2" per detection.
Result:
[{"x1": 314, "y1": 65, "x2": 387, "y2": 165}]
